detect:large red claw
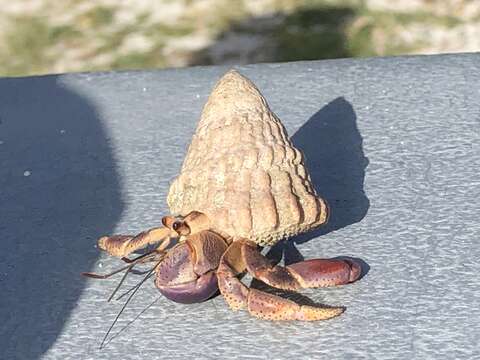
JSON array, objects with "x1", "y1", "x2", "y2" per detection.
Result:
[
  {"x1": 217, "y1": 240, "x2": 349, "y2": 321},
  {"x1": 287, "y1": 258, "x2": 362, "y2": 288},
  {"x1": 156, "y1": 271, "x2": 218, "y2": 304},
  {"x1": 241, "y1": 241, "x2": 362, "y2": 290},
  {"x1": 247, "y1": 289, "x2": 344, "y2": 321}
]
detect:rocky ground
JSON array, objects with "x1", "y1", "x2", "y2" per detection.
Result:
[{"x1": 1, "y1": 0, "x2": 479, "y2": 76}]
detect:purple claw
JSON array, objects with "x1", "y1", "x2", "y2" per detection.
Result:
[{"x1": 156, "y1": 271, "x2": 218, "y2": 304}]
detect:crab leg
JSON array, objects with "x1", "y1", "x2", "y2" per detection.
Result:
[
  {"x1": 98, "y1": 227, "x2": 173, "y2": 257},
  {"x1": 217, "y1": 241, "x2": 345, "y2": 321},
  {"x1": 241, "y1": 240, "x2": 361, "y2": 291}
]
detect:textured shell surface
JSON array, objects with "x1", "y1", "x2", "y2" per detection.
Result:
[{"x1": 167, "y1": 70, "x2": 328, "y2": 246}]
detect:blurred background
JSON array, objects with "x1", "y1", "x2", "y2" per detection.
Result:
[{"x1": 1, "y1": 0, "x2": 479, "y2": 77}]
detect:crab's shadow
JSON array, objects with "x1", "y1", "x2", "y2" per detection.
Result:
[{"x1": 262, "y1": 97, "x2": 370, "y2": 277}]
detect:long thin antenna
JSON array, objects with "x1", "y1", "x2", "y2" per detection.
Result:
[
  {"x1": 81, "y1": 263, "x2": 133, "y2": 279},
  {"x1": 82, "y1": 251, "x2": 157, "y2": 279},
  {"x1": 106, "y1": 264, "x2": 135, "y2": 302},
  {"x1": 82, "y1": 250, "x2": 161, "y2": 304},
  {"x1": 99, "y1": 261, "x2": 159, "y2": 349},
  {"x1": 103, "y1": 296, "x2": 161, "y2": 347},
  {"x1": 115, "y1": 278, "x2": 149, "y2": 301},
  {"x1": 106, "y1": 252, "x2": 161, "y2": 302},
  {"x1": 121, "y1": 251, "x2": 157, "y2": 263}
]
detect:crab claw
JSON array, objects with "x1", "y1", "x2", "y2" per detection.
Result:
[
  {"x1": 217, "y1": 240, "x2": 358, "y2": 321},
  {"x1": 154, "y1": 231, "x2": 228, "y2": 304},
  {"x1": 157, "y1": 271, "x2": 218, "y2": 304},
  {"x1": 242, "y1": 241, "x2": 362, "y2": 290}
]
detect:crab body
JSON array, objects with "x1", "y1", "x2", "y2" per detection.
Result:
[
  {"x1": 155, "y1": 229, "x2": 227, "y2": 304},
  {"x1": 85, "y1": 70, "x2": 361, "y2": 322}
]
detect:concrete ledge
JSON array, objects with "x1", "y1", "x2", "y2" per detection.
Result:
[{"x1": 1, "y1": 53, "x2": 479, "y2": 359}]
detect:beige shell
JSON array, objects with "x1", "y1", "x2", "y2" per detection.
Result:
[{"x1": 167, "y1": 70, "x2": 328, "y2": 246}]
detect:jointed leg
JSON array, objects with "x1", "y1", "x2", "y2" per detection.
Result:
[
  {"x1": 98, "y1": 227, "x2": 173, "y2": 257},
  {"x1": 97, "y1": 211, "x2": 211, "y2": 258},
  {"x1": 241, "y1": 240, "x2": 361, "y2": 291},
  {"x1": 217, "y1": 240, "x2": 357, "y2": 321}
]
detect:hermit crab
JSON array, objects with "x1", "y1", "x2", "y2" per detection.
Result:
[{"x1": 83, "y1": 70, "x2": 361, "y2": 323}]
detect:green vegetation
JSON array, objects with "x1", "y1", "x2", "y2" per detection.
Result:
[
  {"x1": 274, "y1": 6, "x2": 355, "y2": 61},
  {"x1": 83, "y1": 6, "x2": 115, "y2": 27},
  {"x1": 2, "y1": 17, "x2": 81, "y2": 75},
  {"x1": 0, "y1": 0, "x2": 476, "y2": 77},
  {"x1": 111, "y1": 51, "x2": 165, "y2": 70}
]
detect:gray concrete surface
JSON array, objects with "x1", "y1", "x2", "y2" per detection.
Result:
[{"x1": 1, "y1": 53, "x2": 479, "y2": 359}]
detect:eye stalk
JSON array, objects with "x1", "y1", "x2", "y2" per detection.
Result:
[
  {"x1": 161, "y1": 215, "x2": 175, "y2": 228},
  {"x1": 162, "y1": 215, "x2": 188, "y2": 234},
  {"x1": 174, "y1": 221, "x2": 191, "y2": 236}
]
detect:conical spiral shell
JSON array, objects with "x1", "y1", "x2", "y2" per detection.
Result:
[{"x1": 167, "y1": 70, "x2": 328, "y2": 246}]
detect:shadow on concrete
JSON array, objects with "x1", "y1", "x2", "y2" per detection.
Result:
[
  {"x1": 0, "y1": 76, "x2": 123, "y2": 358},
  {"x1": 190, "y1": 6, "x2": 355, "y2": 66},
  {"x1": 293, "y1": 97, "x2": 370, "y2": 241},
  {"x1": 264, "y1": 98, "x2": 369, "y2": 272}
]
